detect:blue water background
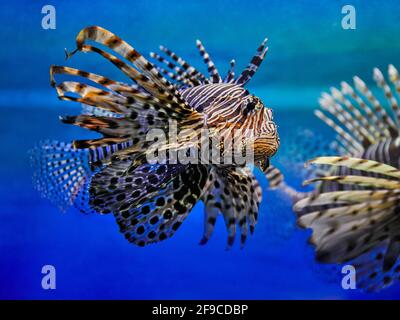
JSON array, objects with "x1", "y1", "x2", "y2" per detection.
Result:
[{"x1": 1, "y1": 0, "x2": 400, "y2": 299}]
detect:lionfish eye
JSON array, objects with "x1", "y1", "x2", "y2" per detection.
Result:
[{"x1": 243, "y1": 100, "x2": 257, "y2": 116}]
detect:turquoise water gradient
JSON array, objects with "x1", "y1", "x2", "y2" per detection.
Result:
[{"x1": 1, "y1": 0, "x2": 400, "y2": 299}]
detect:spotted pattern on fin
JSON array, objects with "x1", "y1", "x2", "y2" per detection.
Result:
[
  {"x1": 30, "y1": 141, "x2": 91, "y2": 212},
  {"x1": 200, "y1": 166, "x2": 262, "y2": 249},
  {"x1": 89, "y1": 159, "x2": 209, "y2": 246}
]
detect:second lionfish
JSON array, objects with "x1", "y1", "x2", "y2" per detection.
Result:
[
  {"x1": 32, "y1": 26, "x2": 280, "y2": 249},
  {"x1": 268, "y1": 65, "x2": 400, "y2": 291}
]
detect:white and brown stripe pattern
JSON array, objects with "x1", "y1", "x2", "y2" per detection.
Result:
[{"x1": 35, "y1": 25, "x2": 279, "y2": 250}]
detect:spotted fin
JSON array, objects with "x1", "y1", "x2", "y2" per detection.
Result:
[
  {"x1": 89, "y1": 158, "x2": 209, "y2": 246},
  {"x1": 351, "y1": 241, "x2": 400, "y2": 291},
  {"x1": 30, "y1": 140, "x2": 139, "y2": 214},
  {"x1": 200, "y1": 166, "x2": 262, "y2": 249},
  {"x1": 30, "y1": 141, "x2": 92, "y2": 212},
  {"x1": 81, "y1": 104, "x2": 121, "y2": 118}
]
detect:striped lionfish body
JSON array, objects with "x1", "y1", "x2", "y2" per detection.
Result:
[
  {"x1": 267, "y1": 65, "x2": 400, "y2": 291},
  {"x1": 32, "y1": 26, "x2": 279, "y2": 249}
]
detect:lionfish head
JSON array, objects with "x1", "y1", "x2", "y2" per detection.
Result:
[{"x1": 241, "y1": 96, "x2": 280, "y2": 173}]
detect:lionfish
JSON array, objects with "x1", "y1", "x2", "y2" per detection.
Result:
[
  {"x1": 266, "y1": 65, "x2": 400, "y2": 291},
  {"x1": 32, "y1": 26, "x2": 280, "y2": 249}
]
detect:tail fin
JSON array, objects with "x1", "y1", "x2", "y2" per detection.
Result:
[
  {"x1": 30, "y1": 141, "x2": 92, "y2": 212},
  {"x1": 31, "y1": 138, "x2": 146, "y2": 214}
]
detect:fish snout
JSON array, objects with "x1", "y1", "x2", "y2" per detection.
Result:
[{"x1": 263, "y1": 133, "x2": 280, "y2": 157}]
